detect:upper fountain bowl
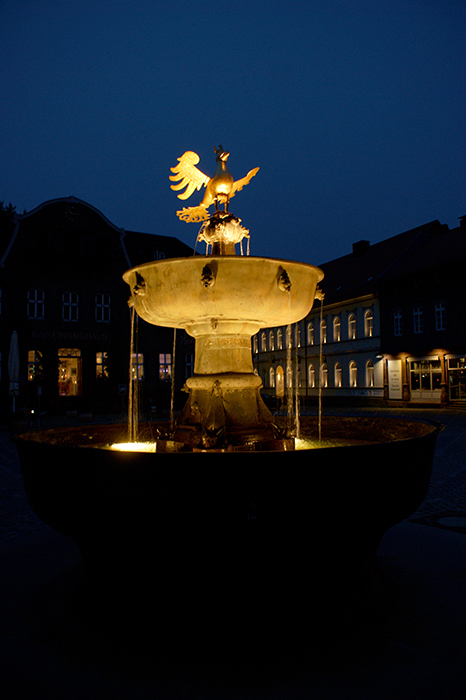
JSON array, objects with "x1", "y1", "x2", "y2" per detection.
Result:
[{"x1": 123, "y1": 256, "x2": 324, "y2": 336}]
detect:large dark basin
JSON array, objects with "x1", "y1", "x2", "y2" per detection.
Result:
[{"x1": 14, "y1": 415, "x2": 441, "y2": 638}]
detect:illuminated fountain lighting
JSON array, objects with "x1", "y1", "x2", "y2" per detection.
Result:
[{"x1": 14, "y1": 146, "x2": 442, "y2": 638}]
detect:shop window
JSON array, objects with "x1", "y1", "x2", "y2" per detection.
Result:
[
  {"x1": 27, "y1": 289, "x2": 44, "y2": 319},
  {"x1": 364, "y1": 310, "x2": 373, "y2": 337},
  {"x1": 435, "y1": 302, "x2": 446, "y2": 331},
  {"x1": 95, "y1": 294, "x2": 111, "y2": 322},
  {"x1": 159, "y1": 353, "x2": 171, "y2": 381},
  {"x1": 348, "y1": 314, "x2": 356, "y2": 340},
  {"x1": 96, "y1": 351, "x2": 109, "y2": 379},
  {"x1": 28, "y1": 350, "x2": 43, "y2": 381},
  {"x1": 448, "y1": 357, "x2": 466, "y2": 401},
  {"x1": 58, "y1": 348, "x2": 82, "y2": 396},
  {"x1": 333, "y1": 317, "x2": 341, "y2": 342},
  {"x1": 62, "y1": 292, "x2": 79, "y2": 322}
]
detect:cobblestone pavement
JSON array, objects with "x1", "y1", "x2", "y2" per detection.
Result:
[{"x1": 1, "y1": 408, "x2": 465, "y2": 542}]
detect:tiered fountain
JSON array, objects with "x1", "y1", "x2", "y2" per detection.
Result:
[{"x1": 15, "y1": 147, "x2": 441, "y2": 636}]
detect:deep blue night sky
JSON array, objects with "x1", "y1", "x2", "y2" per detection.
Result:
[{"x1": 2, "y1": 0, "x2": 465, "y2": 264}]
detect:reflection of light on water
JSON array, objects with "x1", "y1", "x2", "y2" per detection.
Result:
[
  {"x1": 110, "y1": 442, "x2": 157, "y2": 453},
  {"x1": 295, "y1": 438, "x2": 320, "y2": 450}
]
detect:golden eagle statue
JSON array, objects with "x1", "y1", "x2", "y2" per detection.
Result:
[{"x1": 170, "y1": 146, "x2": 259, "y2": 222}]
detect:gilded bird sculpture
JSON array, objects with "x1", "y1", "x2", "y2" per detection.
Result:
[{"x1": 170, "y1": 146, "x2": 259, "y2": 222}]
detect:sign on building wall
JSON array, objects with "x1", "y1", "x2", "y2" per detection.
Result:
[{"x1": 388, "y1": 359, "x2": 403, "y2": 399}]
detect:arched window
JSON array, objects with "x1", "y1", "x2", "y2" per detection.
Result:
[
  {"x1": 253, "y1": 335, "x2": 259, "y2": 353},
  {"x1": 348, "y1": 314, "x2": 356, "y2": 340},
  {"x1": 320, "y1": 363, "x2": 328, "y2": 388},
  {"x1": 366, "y1": 360, "x2": 374, "y2": 387},
  {"x1": 277, "y1": 328, "x2": 283, "y2": 349},
  {"x1": 364, "y1": 310, "x2": 373, "y2": 337},
  {"x1": 287, "y1": 326, "x2": 293, "y2": 349},
  {"x1": 296, "y1": 324, "x2": 301, "y2": 347},
  {"x1": 308, "y1": 364, "x2": 316, "y2": 388},
  {"x1": 269, "y1": 331, "x2": 275, "y2": 350},
  {"x1": 333, "y1": 316, "x2": 341, "y2": 342},
  {"x1": 320, "y1": 320, "x2": 327, "y2": 344},
  {"x1": 334, "y1": 363, "x2": 342, "y2": 388},
  {"x1": 349, "y1": 361, "x2": 357, "y2": 387},
  {"x1": 269, "y1": 366, "x2": 276, "y2": 388},
  {"x1": 307, "y1": 322, "x2": 314, "y2": 345},
  {"x1": 261, "y1": 332, "x2": 267, "y2": 352}
]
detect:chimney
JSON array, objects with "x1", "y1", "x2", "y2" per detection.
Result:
[{"x1": 352, "y1": 240, "x2": 370, "y2": 256}]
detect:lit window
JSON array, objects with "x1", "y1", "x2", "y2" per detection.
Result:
[
  {"x1": 277, "y1": 329, "x2": 283, "y2": 349},
  {"x1": 366, "y1": 360, "x2": 374, "y2": 387},
  {"x1": 131, "y1": 353, "x2": 144, "y2": 380},
  {"x1": 334, "y1": 363, "x2": 342, "y2": 388},
  {"x1": 435, "y1": 302, "x2": 446, "y2": 331},
  {"x1": 296, "y1": 325, "x2": 301, "y2": 347},
  {"x1": 269, "y1": 331, "x2": 275, "y2": 351},
  {"x1": 349, "y1": 361, "x2": 357, "y2": 387},
  {"x1": 28, "y1": 350, "x2": 43, "y2": 381},
  {"x1": 96, "y1": 351, "x2": 109, "y2": 379},
  {"x1": 27, "y1": 289, "x2": 45, "y2": 319},
  {"x1": 253, "y1": 335, "x2": 259, "y2": 353},
  {"x1": 308, "y1": 364, "x2": 316, "y2": 388},
  {"x1": 261, "y1": 332, "x2": 267, "y2": 352},
  {"x1": 320, "y1": 364, "x2": 328, "y2": 388},
  {"x1": 159, "y1": 353, "x2": 171, "y2": 381},
  {"x1": 286, "y1": 327, "x2": 293, "y2": 349},
  {"x1": 269, "y1": 366, "x2": 276, "y2": 388},
  {"x1": 364, "y1": 310, "x2": 373, "y2": 337},
  {"x1": 95, "y1": 294, "x2": 111, "y2": 322},
  {"x1": 62, "y1": 292, "x2": 78, "y2": 321},
  {"x1": 307, "y1": 322, "x2": 314, "y2": 345},
  {"x1": 333, "y1": 317, "x2": 341, "y2": 342},
  {"x1": 393, "y1": 311, "x2": 402, "y2": 336},
  {"x1": 58, "y1": 348, "x2": 82, "y2": 396},
  {"x1": 413, "y1": 306, "x2": 423, "y2": 334},
  {"x1": 321, "y1": 320, "x2": 327, "y2": 344},
  {"x1": 348, "y1": 314, "x2": 356, "y2": 340}
]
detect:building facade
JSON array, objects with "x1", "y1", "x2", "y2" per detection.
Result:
[
  {"x1": 0, "y1": 196, "x2": 195, "y2": 418},
  {"x1": 253, "y1": 217, "x2": 466, "y2": 408}
]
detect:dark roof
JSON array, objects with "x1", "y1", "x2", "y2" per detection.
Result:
[{"x1": 317, "y1": 220, "x2": 449, "y2": 305}]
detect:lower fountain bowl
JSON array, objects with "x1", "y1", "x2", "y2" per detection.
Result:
[{"x1": 14, "y1": 416, "x2": 441, "y2": 636}]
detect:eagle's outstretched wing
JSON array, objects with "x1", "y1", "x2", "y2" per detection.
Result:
[
  {"x1": 169, "y1": 152, "x2": 210, "y2": 201},
  {"x1": 230, "y1": 167, "x2": 260, "y2": 198}
]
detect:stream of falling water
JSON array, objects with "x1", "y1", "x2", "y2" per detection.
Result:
[
  {"x1": 128, "y1": 306, "x2": 139, "y2": 443},
  {"x1": 170, "y1": 328, "x2": 176, "y2": 432},
  {"x1": 318, "y1": 295, "x2": 324, "y2": 443}
]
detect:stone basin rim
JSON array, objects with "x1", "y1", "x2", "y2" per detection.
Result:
[{"x1": 13, "y1": 416, "x2": 443, "y2": 454}]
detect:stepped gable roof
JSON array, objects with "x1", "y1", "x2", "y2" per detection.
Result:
[{"x1": 316, "y1": 220, "x2": 444, "y2": 306}]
